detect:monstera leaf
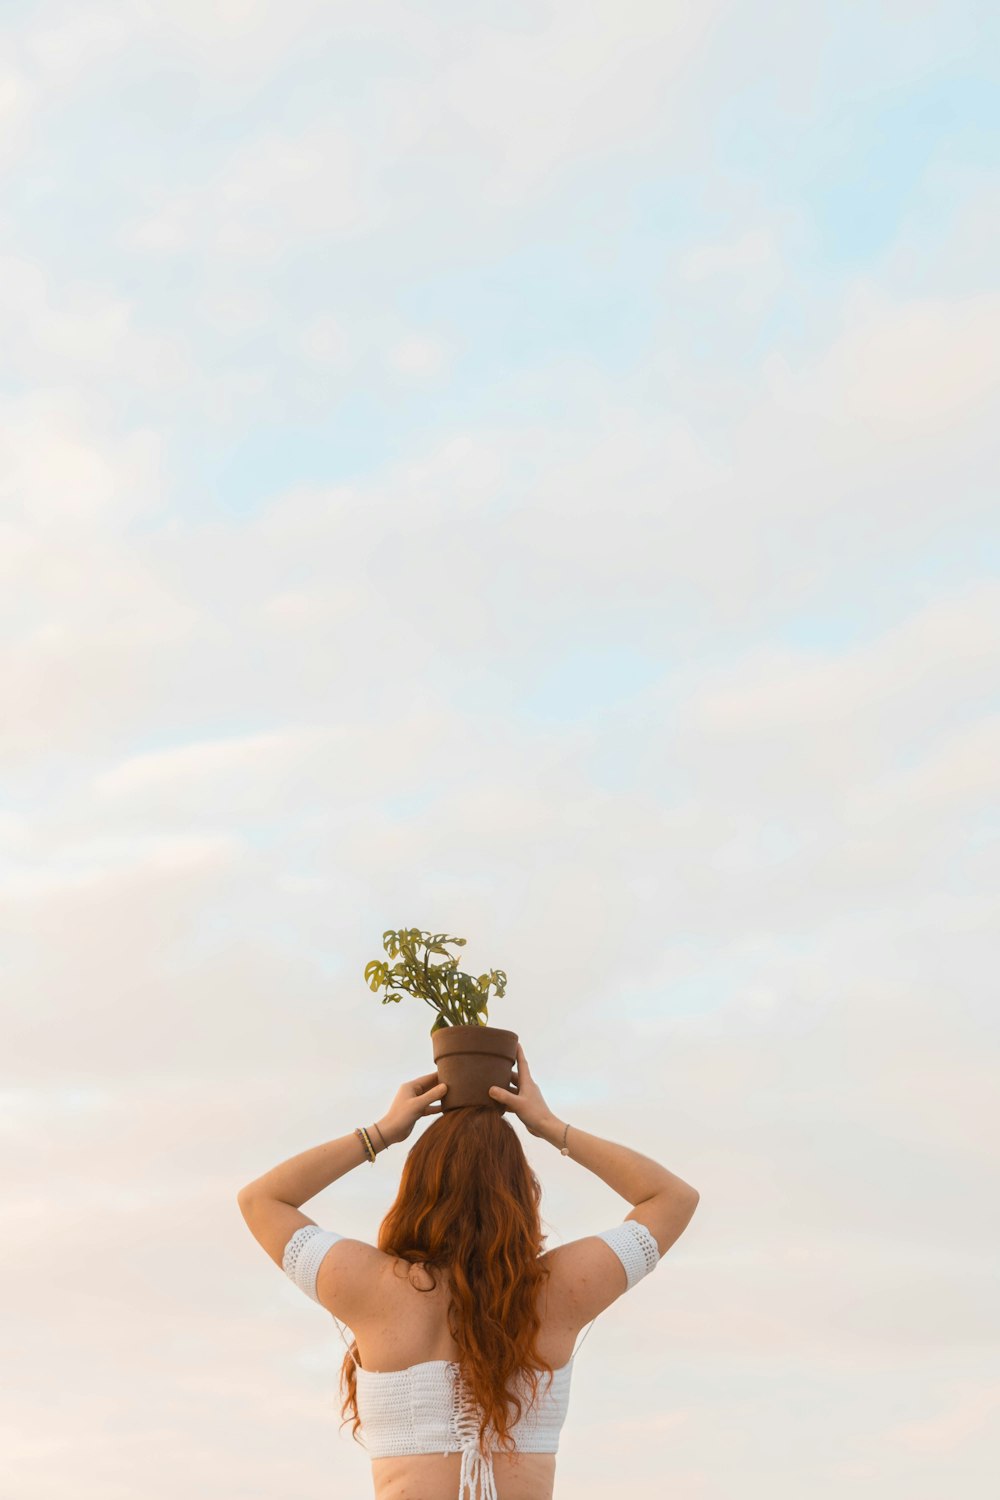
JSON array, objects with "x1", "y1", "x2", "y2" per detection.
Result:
[{"x1": 364, "y1": 928, "x2": 506, "y2": 1032}]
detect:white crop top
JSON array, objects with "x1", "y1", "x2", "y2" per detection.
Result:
[{"x1": 282, "y1": 1218, "x2": 661, "y2": 1500}]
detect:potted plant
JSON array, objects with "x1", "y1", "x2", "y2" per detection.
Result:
[{"x1": 364, "y1": 928, "x2": 517, "y2": 1111}]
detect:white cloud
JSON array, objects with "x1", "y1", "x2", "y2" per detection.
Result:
[
  {"x1": 0, "y1": 51, "x2": 35, "y2": 147},
  {"x1": 686, "y1": 581, "x2": 1000, "y2": 743},
  {"x1": 0, "y1": 832, "x2": 241, "y2": 901},
  {"x1": 882, "y1": 1382, "x2": 1000, "y2": 1454},
  {"x1": 297, "y1": 313, "x2": 351, "y2": 366},
  {"x1": 0, "y1": 388, "x2": 162, "y2": 528},
  {"x1": 0, "y1": 255, "x2": 191, "y2": 391},
  {"x1": 769, "y1": 285, "x2": 1000, "y2": 430},
  {"x1": 436, "y1": 0, "x2": 721, "y2": 204},
  {"x1": 125, "y1": 122, "x2": 377, "y2": 258},
  {"x1": 21, "y1": 3, "x2": 137, "y2": 84},
  {"x1": 677, "y1": 228, "x2": 780, "y2": 280},
  {"x1": 385, "y1": 333, "x2": 453, "y2": 379},
  {"x1": 93, "y1": 725, "x2": 341, "y2": 800}
]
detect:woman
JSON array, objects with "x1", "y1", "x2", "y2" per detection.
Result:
[{"x1": 238, "y1": 1042, "x2": 700, "y2": 1500}]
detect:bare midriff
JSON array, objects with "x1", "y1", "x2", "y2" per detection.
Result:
[{"x1": 371, "y1": 1449, "x2": 556, "y2": 1500}]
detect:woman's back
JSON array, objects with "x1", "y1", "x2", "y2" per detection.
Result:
[{"x1": 286, "y1": 1214, "x2": 677, "y2": 1500}]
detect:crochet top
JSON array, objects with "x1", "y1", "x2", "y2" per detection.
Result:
[{"x1": 282, "y1": 1218, "x2": 661, "y2": 1500}]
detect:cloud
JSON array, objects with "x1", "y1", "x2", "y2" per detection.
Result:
[
  {"x1": 677, "y1": 227, "x2": 781, "y2": 280},
  {"x1": 385, "y1": 333, "x2": 454, "y2": 379},
  {"x1": 882, "y1": 1382, "x2": 1000, "y2": 1454},
  {"x1": 124, "y1": 121, "x2": 378, "y2": 258},
  {"x1": 768, "y1": 286, "x2": 1000, "y2": 431}
]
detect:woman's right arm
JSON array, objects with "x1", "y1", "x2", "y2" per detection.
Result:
[
  {"x1": 489, "y1": 1042, "x2": 698, "y2": 1205},
  {"x1": 536, "y1": 1115, "x2": 697, "y2": 1204}
]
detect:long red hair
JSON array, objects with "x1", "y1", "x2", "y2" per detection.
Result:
[{"x1": 336, "y1": 1103, "x2": 556, "y2": 1457}]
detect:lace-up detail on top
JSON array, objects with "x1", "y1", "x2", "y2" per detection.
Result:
[{"x1": 447, "y1": 1364, "x2": 499, "y2": 1500}]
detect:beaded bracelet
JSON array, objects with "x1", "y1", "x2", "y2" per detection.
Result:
[{"x1": 354, "y1": 1123, "x2": 387, "y2": 1163}]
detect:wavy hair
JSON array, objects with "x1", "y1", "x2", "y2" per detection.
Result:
[{"x1": 336, "y1": 1104, "x2": 555, "y2": 1458}]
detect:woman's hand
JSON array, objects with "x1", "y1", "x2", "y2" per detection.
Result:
[
  {"x1": 378, "y1": 1071, "x2": 449, "y2": 1145},
  {"x1": 488, "y1": 1044, "x2": 555, "y2": 1138}
]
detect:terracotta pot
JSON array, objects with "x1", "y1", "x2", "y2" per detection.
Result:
[{"x1": 431, "y1": 1024, "x2": 518, "y2": 1111}]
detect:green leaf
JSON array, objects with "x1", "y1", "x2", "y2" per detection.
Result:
[{"x1": 364, "y1": 927, "x2": 505, "y2": 1027}]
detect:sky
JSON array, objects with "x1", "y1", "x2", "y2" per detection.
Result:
[{"x1": 1, "y1": 1, "x2": 999, "y2": 1496}]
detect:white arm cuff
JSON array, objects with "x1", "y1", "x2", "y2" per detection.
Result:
[
  {"x1": 282, "y1": 1224, "x2": 344, "y2": 1302},
  {"x1": 594, "y1": 1220, "x2": 661, "y2": 1290}
]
